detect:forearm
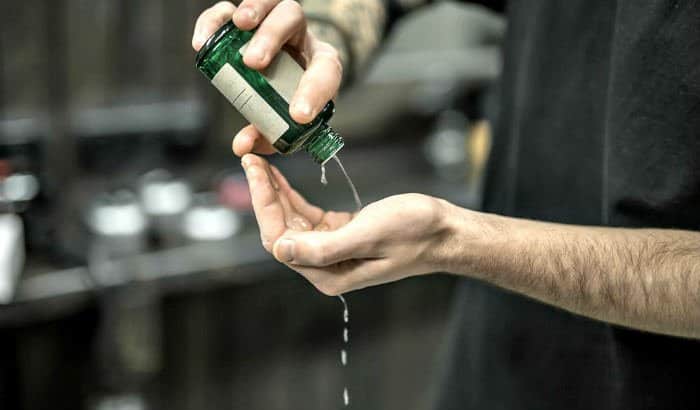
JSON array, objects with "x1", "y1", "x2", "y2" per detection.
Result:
[
  {"x1": 440, "y1": 204, "x2": 700, "y2": 339},
  {"x1": 302, "y1": 0, "x2": 387, "y2": 80}
]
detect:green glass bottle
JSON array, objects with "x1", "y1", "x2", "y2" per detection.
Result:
[{"x1": 195, "y1": 21, "x2": 344, "y2": 164}]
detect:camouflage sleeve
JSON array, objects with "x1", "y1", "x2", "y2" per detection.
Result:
[{"x1": 301, "y1": 0, "x2": 387, "y2": 82}]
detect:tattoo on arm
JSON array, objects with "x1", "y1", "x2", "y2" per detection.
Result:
[{"x1": 302, "y1": 0, "x2": 386, "y2": 79}]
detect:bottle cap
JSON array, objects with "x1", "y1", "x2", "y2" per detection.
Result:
[{"x1": 305, "y1": 126, "x2": 344, "y2": 165}]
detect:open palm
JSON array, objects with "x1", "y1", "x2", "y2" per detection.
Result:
[{"x1": 242, "y1": 154, "x2": 452, "y2": 295}]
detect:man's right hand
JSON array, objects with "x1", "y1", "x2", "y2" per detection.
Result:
[
  {"x1": 192, "y1": 0, "x2": 343, "y2": 156},
  {"x1": 192, "y1": 1, "x2": 344, "y2": 157}
]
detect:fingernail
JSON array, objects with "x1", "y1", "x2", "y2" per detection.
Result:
[
  {"x1": 245, "y1": 44, "x2": 266, "y2": 63},
  {"x1": 241, "y1": 156, "x2": 251, "y2": 170},
  {"x1": 293, "y1": 100, "x2": 312, "y2": 119},
  {"x1": 277, "y1": 239, "x2": 295, "y2": 262},
  {"x1": 244, "y1": 7, "x2": 258, "y2": 22}
]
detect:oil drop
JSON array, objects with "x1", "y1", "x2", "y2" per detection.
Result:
[
  {"x1": 320, "y1": 164, "x2": 328, "y2": 185},
  {"x1": 338, "y1": 294, "x2": 351, "y2": 407}
]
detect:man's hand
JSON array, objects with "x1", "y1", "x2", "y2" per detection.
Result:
[
  {"x1": 241, "y1": 154, "x2": 700, "y2": 338},
  {"x1": 192, "y1": 1, "x2": 344, "y2": 157},
  {"x1": 241, "y1": 154, "x2": 453, "y2": 295}
]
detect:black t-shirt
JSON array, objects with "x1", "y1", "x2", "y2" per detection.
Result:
[{"x1": 436, "y1": 1, "x2": 700, "y2": 409}]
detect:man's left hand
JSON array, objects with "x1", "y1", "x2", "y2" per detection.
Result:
[{"x1": 241, "y1": 154, "x2": 455, "y2": 295}]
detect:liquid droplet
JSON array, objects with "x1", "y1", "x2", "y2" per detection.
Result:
[
  {"x1": 343, "y1": 328, "x2": 349, "y2": 343},
  {"x1": 339, "y1": 294, "x2": 349, "y2": 323},
  {"x1": 341, "y1": 349, "x2": 347, "y2": 366},
  {"x1": 343, "y1": 388, "x2": 350, "y2": 407},
  {"x1": 320, "y1": 164, "x2": 328, "y2": 185}
]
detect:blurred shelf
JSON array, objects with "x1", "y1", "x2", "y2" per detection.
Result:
[
  {"x1": 0, "y1": 99, "x2": 206, "y2": 144},
  {"x1": 0, "y1": 232, "x2": 280, "y2": 327}
]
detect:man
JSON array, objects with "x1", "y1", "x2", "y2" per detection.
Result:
[{"x1": 193, "y1": 1, "x2": 700, "y2": 408}]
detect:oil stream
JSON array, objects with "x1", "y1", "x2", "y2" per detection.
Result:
[{"x1": 321, "y1": 155, "x2": 362, "y2": 407}]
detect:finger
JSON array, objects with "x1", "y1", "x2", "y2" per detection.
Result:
[
  {"x1": 232, "y1": 125, "x2": 276, "y2": 157},
  {"x1": 242, "y1": 154, "x2": 312, "y2": 239},
  {"x1": 233, "y1": 0, "x2": 280, "y2": 31},
  {"x1": 193, "y1": 1, "x2": 237, "y2": 51},
  {"x1": 272, "y1": 222, "x2": 375, "y2": 267},
  {"x1": 241, "y1": 154, "x2": 286, "y2": 251},
  {"x1": 273, "y1": 175, "x2": 313, "y2": 232},
  {"x1": 242, "y1": 0, "x2": 306, "y2": 70},
  {"x1": 269, "y1": 165, "x2": 325, "y2": 225},
  {"x1": 289, "y1": 43, "x2": 343, "y2": 123}
]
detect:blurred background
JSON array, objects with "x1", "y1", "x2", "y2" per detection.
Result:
[{"x1": 0, "y1": 0, "x2": 504, "y2": 409}]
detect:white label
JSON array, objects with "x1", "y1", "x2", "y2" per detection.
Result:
[
  {"x1": 257, "y1": 46, "x2": 305, "y2": 102},
  {"x1": 211, "y1": 46, "x2": 305, "y2": 144},
  {"x1": 212, "y1": 63, "x2": 289, "y2": 143}
]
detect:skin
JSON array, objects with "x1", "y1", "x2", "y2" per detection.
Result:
[{"x1": 195, "y1": 2, "x2": 700, "y2": 340}]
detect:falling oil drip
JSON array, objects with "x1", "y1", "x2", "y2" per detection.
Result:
[
  {"x1": 339, "y1": 294, "x2": 350, "y2": 407},
  {"x1": 320, "y1": 164, "x2": 328, "y2": 185},
  {"x1": 321, "y1": 156, "x2": 361, "y2": 408},
  {"x1": 320, "y1": 155, "x2": 362, "y2": 211},
  {"x1": 333, "y1": 155, "x2": 362, "y2": 211}
]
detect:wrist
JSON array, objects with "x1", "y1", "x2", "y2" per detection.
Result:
[{"x1": 433, "y1": 202, "x2": 514, "y2": 276}]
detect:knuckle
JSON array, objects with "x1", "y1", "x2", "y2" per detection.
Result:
[
  {"x1": 251, "y1": 32, "x2": 270, "y2": 46},
  {"x1": 194, "y1": 12, "x2": 209, "y2": 28},
  {"x1": 252, "y1": 34, "x2": 279, "y2": 53},
  {"x1": 300, "y1": 238, "x2": 331, "y2": 266},
  {"x1": 211, "y1": 1, "x2": 234, "y2": 17},
  {"x1": 316, "y1": 48, "x2": 343, "y2": 76},
  {"x1": 214, "y1": 1, "x2": 233, "y2": 9},
  {"x1": 309, "y1": 244, "x2": 329, "y2": 266},
  {"x1": 280, "y1": 0, "x2": 302, "y2": 13}
]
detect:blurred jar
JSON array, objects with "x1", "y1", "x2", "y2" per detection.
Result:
[
  {"x1": 86, "y1": 190, "x2": 148, "y2": 261},
  {"x1": 182, "y1": 192, "x2": 242, "y2": 242},
  {"x1": 0, "y1": 172, "x2": 40, "y2": 213},
  {"x1": 138, "y1": 169, "x2": 192, "y2": 247}
]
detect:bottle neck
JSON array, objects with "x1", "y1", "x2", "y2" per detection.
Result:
[{"x1": 304, "y1": 125, "x2": 344, "y2": 165}]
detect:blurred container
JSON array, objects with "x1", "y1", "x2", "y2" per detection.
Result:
[
  {"x1": 86, "y1": 190, "x2": 148, "y2": 261},
  {"x1": 182, "y1": 192, "x2": 242, "y2": 242},
  {"x1": 139, "y1": 169, "x2": 192, "y2": 247},
  {"x1": 0, "y1": 172, "x2": 40, "y2": 214},
  {"x1": 0, "y1": 214, "x2": 24, "y2": 304}
]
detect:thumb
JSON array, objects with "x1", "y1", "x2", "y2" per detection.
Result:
[{"x1": 272, "y1": 224, "x2": 373, "y2": 267}]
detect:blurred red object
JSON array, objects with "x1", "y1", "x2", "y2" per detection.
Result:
[
  {"x1": 218, "y1": 175, "x2": 252, "y2": 211},
  {"x1": 0, "y1": 161, "x2": 11, "y2": 180}
]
